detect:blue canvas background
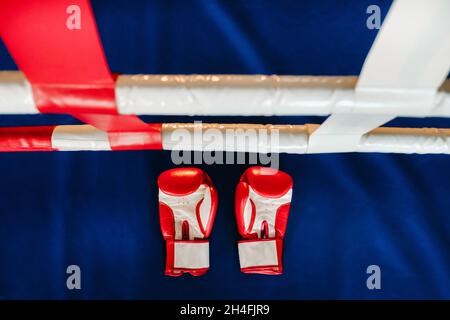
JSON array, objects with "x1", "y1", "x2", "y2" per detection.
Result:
[{"x1": 0, "y1": 0, "x2": 449, "y2": 299}]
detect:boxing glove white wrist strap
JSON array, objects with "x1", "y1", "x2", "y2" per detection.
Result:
[
  {"x1": 173, "y1": 241, "x2": 210, "y2": 269},
  {"x1": 238, "y1": 239, "x2": 279, "y2": 269}
]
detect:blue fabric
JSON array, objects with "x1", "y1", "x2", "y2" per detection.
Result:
[{"x1": 1, "y1": 0, "x2": 450, "y2": 299}]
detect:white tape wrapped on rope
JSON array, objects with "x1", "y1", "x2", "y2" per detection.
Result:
[
  {"x1": 0, "y1": 72, "x2": 38, "y2": 114},
  {"x1": 52, "y1": 125, "x2": 111, "y2": 151},
  {"x1": 358, "y1": 127, "x2": 450, "y2": 154}
]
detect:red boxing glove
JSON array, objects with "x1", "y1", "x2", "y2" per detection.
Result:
[
  {"x1": 235, "y1": 166, "x2": 293, "y2": 275},
  {"x1": 158, "y1": 168, "x2": 218, "y2": 276}
]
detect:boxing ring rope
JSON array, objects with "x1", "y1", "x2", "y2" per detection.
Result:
[
  {"x1": 1, "y1": 123, "x2": 449, "y2": 154},
  {"x1": 2, "y1": 72, "x2": 449, "y2": 117}
]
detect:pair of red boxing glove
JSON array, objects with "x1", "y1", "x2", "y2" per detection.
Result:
[{"x1": 157, "y1": 166, "x2": 293, "y2": 276}]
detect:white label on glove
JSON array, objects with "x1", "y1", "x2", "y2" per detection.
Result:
[
  {"x1": 174, "y1": 241, "x2": 209, "y2": 269},
  {"x1": 238, "y1": 239, "x2": 278, "y2": 269}
]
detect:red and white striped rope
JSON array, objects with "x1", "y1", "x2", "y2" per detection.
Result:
[{"x1": 1, "y1": 123, "x2": 449, "y2": 154}]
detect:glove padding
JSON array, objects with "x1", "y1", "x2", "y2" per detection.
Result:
[
  {"x1": 235, "y1": 166, "x2": 293, "y2": 275},
  {"x1": 158, "y1": 167, "x2": 218, "y2": 276}
]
